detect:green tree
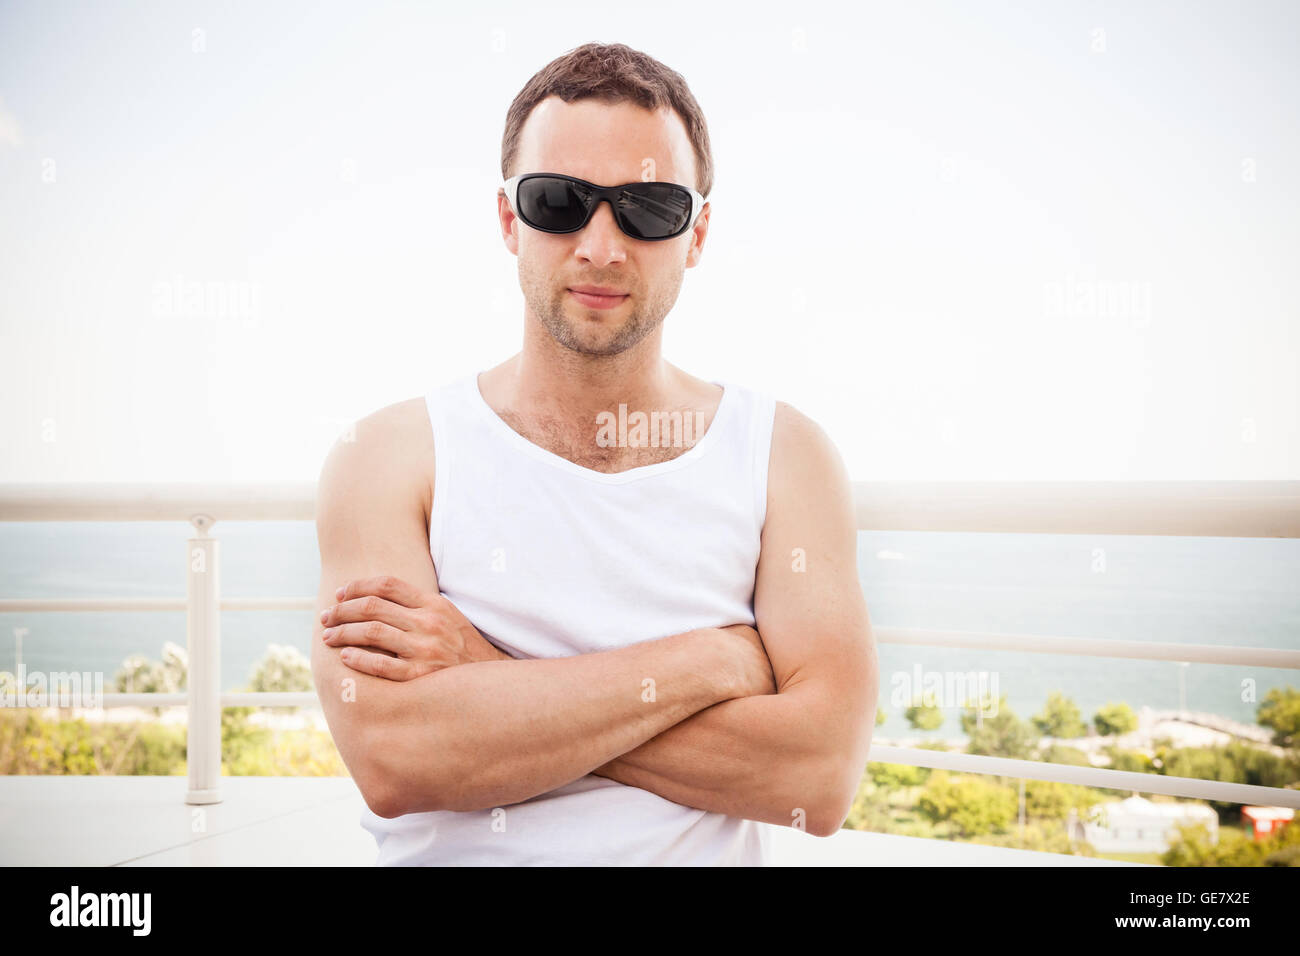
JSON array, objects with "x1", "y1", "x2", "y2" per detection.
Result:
[
  {"x1": 247, "y1": 643, "x2": 313, "y2": 693},
  {"x1": 1257, "y1": 686, "x2": 1300, "y2": 748},
  {"x1": 904, "y1": 699, "x2": 944, "y2": 732},
  {"x1": 1160, "y1": 822, "x2": 1231, "y2": 867},
  {"x1": 1160, "y1": 742, "x2": 1295, "y2": 817},
  {"x1": 0, "y1": 710, "x2": 186, "y2": 775},
  {"x1": 1040, "y1": 744, "x2": 1091, "y2": 767},
  {"x1": 245, "y1": 643, "x2": 314, "y2": 715},
  {"x1": 1033, "y1": 691, "x2": 1087, "y2": 738},
  {"x1": 875, "y1": 707, "x2": 887, "y2": 727},
  {"x1": 112, "y1": 643, "x2": 188, "y2": 716},
  {"x1": 868, "y1": 761, "x2": 930, "y2": 788},
  {"x1": 961, "y1": 695, "x2": 1038, "y2": 759},
  {"x1": 1093, "y1": 701, "x2": 1137, "y2": 736},
  {"x1": 969, "y1": 820, "x2": 1097, "y2": 856},
  {"x1": 1265, "y1": 843, "x2": 1300, "y2": 867},
  {"x1": 1105, "y1": 746, "x2": 1154, "y2": 773},
  {"x1": 843, "y1": 767, "x2": 892, "y2": 833},
  {"x1": 918, "y1": 771, "x2": 1017, "y2": 836},
  {"x1": 1023, "y1": 779, "x2": 1101, "y2": 820},
  {"x1": 1162, "y1": 818, "x2": 1300, "y2": 867}
]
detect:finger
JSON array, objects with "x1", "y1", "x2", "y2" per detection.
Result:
[
  {"x1": 322, "y1": 620, "x2": 411, "y2": 656},
  {"x1": 323, "y1": 594, "x2": 413, "y2": 630},
  {"x1": 339, "y1": 647, "x2": 417, "y2": 681},
  {"x1": 336, "y1": 575, "x2": 429, "y2": 610}
]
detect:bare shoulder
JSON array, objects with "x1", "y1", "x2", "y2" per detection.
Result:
[
  {"x1": 762, "y1": 399, "x2": 854, "y2": 533},
  {"x1": 317, "y1": 396, "x2": 435, "y2": 522},
  {"x1": 772, "y1": 400, "x2": 829, "y2": 446},
  {"x1": 770, "y1": 400, "x2": 847, "y2": 483}
]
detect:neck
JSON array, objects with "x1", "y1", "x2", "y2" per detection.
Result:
[{"x1": 491, "y1": 319, "x2": 679, "y2": 427}]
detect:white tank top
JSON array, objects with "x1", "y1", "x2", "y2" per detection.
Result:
[{"x1": 359, "y1": 370, "x2": 778, "y2": 865}]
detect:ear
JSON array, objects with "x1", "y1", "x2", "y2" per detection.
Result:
[
  {"x1": 684, "y1": 200, "x2": 710, "y2": 268},
  {"x1": 498, "y1": 189, "x2": 520, "y2": 255}
]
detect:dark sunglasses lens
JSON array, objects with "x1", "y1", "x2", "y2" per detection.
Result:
[
  {"x1": 614, "y1": 183, "x2": 692, "y2": 239},
  {"x1": 517, "y1": 177, "x2": 593, "y2": 232}
]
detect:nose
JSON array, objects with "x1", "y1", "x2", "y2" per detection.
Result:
[{"x1": 573, "y1": 199, "x2": 627, "y2": 265}]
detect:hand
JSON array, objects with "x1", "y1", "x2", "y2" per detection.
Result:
[
  {"x1": 321, "y1": 575, "x2": 511, "y2": 680},
  {"x1": 718, "y1": 623, "x2": 777, "y2": 698}
]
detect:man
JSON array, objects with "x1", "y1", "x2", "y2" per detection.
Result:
[{"x1": 310, "y1": 41, "x2": 877, "y2": 865}]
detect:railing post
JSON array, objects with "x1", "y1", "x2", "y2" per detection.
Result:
[{"x1": 186, "y1": 514, "x2": 222, "y2": 805}]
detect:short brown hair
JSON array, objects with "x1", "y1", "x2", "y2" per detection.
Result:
[{"x1": 500, "y1": 42, "x2": 714, "y2": 198}]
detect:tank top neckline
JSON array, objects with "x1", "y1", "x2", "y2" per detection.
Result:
[{"x1": 464, "y1": 371, "x2": 737, "y2": 485}]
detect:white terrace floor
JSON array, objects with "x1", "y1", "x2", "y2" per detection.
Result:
[{"x1": 0, "y1": 776, "x2": 1147, "y2": 867}]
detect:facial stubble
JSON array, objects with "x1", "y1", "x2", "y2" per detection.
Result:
[{"x1": 518, "y1": 257, "x2": 685, "y2": 357}]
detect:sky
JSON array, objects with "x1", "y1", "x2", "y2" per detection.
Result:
[{"x1": 1, "y1": 0, "x2": 1297, "y2": 482}]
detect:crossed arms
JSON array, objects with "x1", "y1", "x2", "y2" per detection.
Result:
[{"x1": 310, "y1": 398, "x2": 877, "y2": 837}]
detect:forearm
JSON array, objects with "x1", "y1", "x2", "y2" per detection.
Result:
[
  {"x1": 593, "y1": 679, "x2": 874, "y2": 836},
  {"x1": 367, "y1": 628, "x2": 740, "y2": 816},
  {"x1": 593, "y1": 691, "x2": 824, "y2": 828}
]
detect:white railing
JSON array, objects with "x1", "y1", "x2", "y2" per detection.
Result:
[
  {"x1": 1, "y1": 482, "x2": 313, "y2": 805},
  {"x1": 852, "y1": 479, "x2": 1300, "y2": 537},
  {"x1": 1, "y1": 480, "x2": 1298, "y2": 810}
]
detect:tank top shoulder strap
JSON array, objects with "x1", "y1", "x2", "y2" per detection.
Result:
[{"x1": 712, "y1": 378, "x2": 778, "y2": 534}]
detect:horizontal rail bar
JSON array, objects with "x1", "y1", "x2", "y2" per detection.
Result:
[
  {"x1": 0, "y1": 597, "x2": 316, "y2": 613},
  {"x1": 0, "y1": 598, "x2": 188, "y2": 612},
  {"x1": 221, "y1": 692, "x2": 319, "y2": 707},
  {"x1": 875, "y1": 626, "x2": 1300, "y2": 669},
  {"x1": 0, "y1": 482, "x2": 317, "y2": 522},
  {"x1": 101, "y1": 693, "x2": 185, "y2": 707},
  {"x1": 854, "y1": 480, "x2": 1300, "y2": 537},
  {"x1": 3, "y1": 481, "x2": 1297, "y2": 537},
  {"x1": 43, "y1": 692, "x2": 323, "y2": 708},
  {"x1": 869, "y1": 745, "x2": 1300, "y2": 808},
  {"x1": 222, "y1": 598, "x2": 316, "y2": 612}
]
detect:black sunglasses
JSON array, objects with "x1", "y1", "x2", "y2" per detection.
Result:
[{"x1": 502, "y1": 173, "x2": 706, "y2": 241}]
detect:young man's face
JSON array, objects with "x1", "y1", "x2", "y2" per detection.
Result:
[{"x1": 501, "y1": 96, "x2": 708, "y2": 357}]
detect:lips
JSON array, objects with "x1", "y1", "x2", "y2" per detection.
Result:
[
  {"x1": 567, "y1": 286, "x2": 630, "y2": 310},
  {"x1": 568, "y1": 286, "x2": 628, "y2": 297}
]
